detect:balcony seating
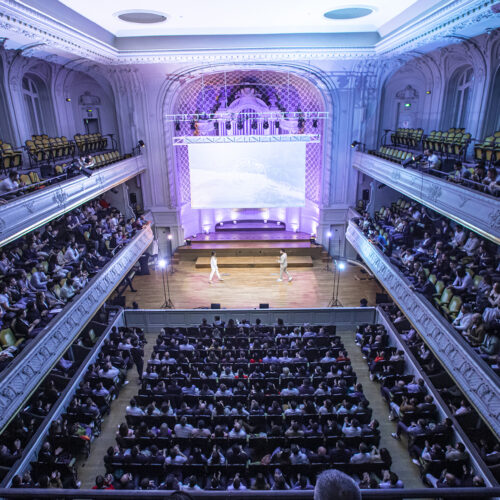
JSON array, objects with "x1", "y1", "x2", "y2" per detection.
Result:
[
  {"x1": 473, "y1": 131, "x2": 500, "y2": 163},
  {"x1": 370, "y1": 146, "x2": 413, "y2": 164},
  {"x1": 0, "y1": 141, "x2": 23, "y2": 172},
  {"x1": 74, "y1": 133, "x2": 108, "y2": 154},
  {"x1": 25, "y1": 135, "x2": 75, "y2": 165},
  {"x1": 390, "y1": 128, "x2": 423, "y2": 148},
  {"x1": 422, "y1": 128, "x2": 471, "y2": 158}
]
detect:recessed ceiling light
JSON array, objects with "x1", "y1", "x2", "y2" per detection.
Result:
[
  {"x1": 324, "y1": 7, "x2": 373, "y2": 20},
  {"x1": 117, "y1": 11, "x2": 167, "y2": 24}
]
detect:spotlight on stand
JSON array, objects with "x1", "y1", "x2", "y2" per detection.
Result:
[
  {"x1": 351, "y1": 141, "x2": 360, "y2": 148},
  {"x1": 402, "y1": 157, "x2": 413, "y2": 167},
  {"x1": 138, "y1": 140, "x2": 145, "y2": 148},
  {"x1": 338, "y1": 261, "x2": 346, "y2": 271},
  {"x1": 158, "y1": 258, "x2": 174, "y2": 309}
]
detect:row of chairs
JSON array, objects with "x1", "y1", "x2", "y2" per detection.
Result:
[
  {"x1": 74, "y1": 133, "x2": 107, "y2": 154},
  {"x1": 25, "y1": 135, "x2": 75, "y2": 164},
  {"x1": 371, "y1": 146, "x2": 414, "y2": 164},
  {"x1": 390, "y1": 128, "x2": 423, "y2": 148},
  {"x1": 93, "y1": 150, "x2": 122, "y2": 167},
  {"x1": 0, "y1": 141, "x2": 23, "y2": 172},
  {"x1": 473, "y1": 131, "x2": 500, "y2": 163},
  {"x1": 422, "y1": 128, "x2": 471, "y2": 157}
]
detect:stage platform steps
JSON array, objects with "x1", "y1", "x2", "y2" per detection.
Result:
[
  {"x1": 195, "y1": 255, "x2": 313, "y2": 269},
  {"x1": 215, "y1": 220, "x2": 285, "y2": 232}
]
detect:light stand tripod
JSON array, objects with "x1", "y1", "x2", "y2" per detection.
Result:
[
  {"x1": 325, "y1": 231, "x2": 332, "y2": 271},
  {"x1": 158, "y1": 259, "x2": 174, "y2": 309},
  {"x1": 167, "y1": 234, "x2": 175, "y2": 275},
  {"x1": 328, "y1": 259, "x2": 345, "y2": 307}
]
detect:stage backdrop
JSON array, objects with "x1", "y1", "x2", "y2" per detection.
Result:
[{"x1": 188, "y1": 141, "x2": 306, "y2": 208}]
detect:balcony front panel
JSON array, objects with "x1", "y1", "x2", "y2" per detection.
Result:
[
  {"x1": 0, "y1": 156, "x2": 146, "y2": 247},
  {"x1": 353, "y1": 151, "x2": 500, "y2": 244},
  {"x1": 346, "y1": 220, "x2": 500, "y2": 437},
  {"x1": 0, "y1": 224, "x2": 154, "y2": 432}
]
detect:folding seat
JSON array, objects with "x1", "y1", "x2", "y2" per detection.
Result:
[
  {"x1": 20, "y1": 174, "x2": 31, "y2": 187},
  {"x1": 441, "y1": 295, "x2": 462, "y2": 320},
  {"x1": 1, "y1": 143, "x2": 23, "y2": 171},
  {"x1": 29, "y1": 171, "x2": 42, "y2": 184},
  {"x1": 0, "y1": 328, "x2": 24, "y2": 347},
  {"x1": 428, "y1": 274, "x2": 437, "y2": 285},
  {"x1": 433, "y1": 286, "x2": 452, "y2": 308}
]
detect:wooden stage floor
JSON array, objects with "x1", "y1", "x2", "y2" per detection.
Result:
[{"x1": 121, "y1": 260, "x2": 384, "y2": 309}]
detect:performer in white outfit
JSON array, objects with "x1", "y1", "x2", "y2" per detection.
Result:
[
  {"x1": 209, "y1": 251, "x2": 224, "y2": 284},
  {"x1": 277, "y1": 248, "x2": 292, "y2": 282}
]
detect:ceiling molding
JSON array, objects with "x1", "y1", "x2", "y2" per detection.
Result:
[{"x1": 0, "y1": 0, "x2": 497, "y2": 64}]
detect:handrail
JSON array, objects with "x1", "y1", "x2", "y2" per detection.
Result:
[
  {"x1": 0, "y1": 222, "x2": 154, "y2": 432},
  {"x1": 345, "y1": 220, "x2": 500, "y2": 438},
  {"x1": 0, "y1": 309, "x2": 126, "y2": 488},
  {"x1": 0, "y1": 487, "x2": 498, "y2": 498}
]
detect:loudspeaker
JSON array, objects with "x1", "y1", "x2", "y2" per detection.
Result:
[
  {"x1": 211, "y1": 303, "x2": 221, "y2": 309},
  {"x1": 112, "y1": 296, "x2": 126, "y2": 307},
  {"x1": 80, "y1": 167, "x2": 93, "y2": 178},
  {"x1": 362, "y1": 189, "x2": 370, "y2": 201},
  {"x1": 259, "y1": 303, "x2": 269, "y2": 309}
]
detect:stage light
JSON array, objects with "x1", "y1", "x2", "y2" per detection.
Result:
[
  {"x1": 351, "y1": 141, "x2": 359, "y2": 148},
  {"x1": 168, "y1": 234, "x2": 173, "y2": 240},
  {"x1": 264, "y1": 219, "x2": 268, "y2": 224},
  {"x1": 87, "y1": 108, "x2": 92, "y2": 113},
  {"x1": 338, "y1": 262, "x2": 346, "y2": 271},
  {"x1": 220, "y1": 222, "x2": 224, "y2": 226},
  {"x1": 158, "y1": 259, "x2": 167, "y2": 269},
  {"x1": 233, "y1": 220, "x2": 237, "y2": 224},
  {"x1": 277, "y1": 221, "x2": 281, "y2": 225},
  {"x1": 404, "y1": 103, "x2": 411, "y2": 108},
  {"x1": 327, "y1": 231, "x2": 332, "y2": 238},
  {"x1": 402, "y1": 157, "x2": 413, "y2": 167},
  {"x1": 138, "y1": 140, "x2": 145, "y2": 148},
  {"x1": 426, "y1": 90, "x2": 431, "y2": 95},
  {"x1": 65, "y1": 97, "x2": 71, "y2": 102},
  {"x1": 175, "y1": 122, "x2": 181, "y2": 131}
]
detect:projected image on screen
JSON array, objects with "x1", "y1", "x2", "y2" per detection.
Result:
[{"x1": 188, "y1": 142, "x2": 306, "y2": 208}]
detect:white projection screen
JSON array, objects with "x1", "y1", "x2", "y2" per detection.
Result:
[{"x1": 188, "y1": 142, "x2": 306, "y2": 208}]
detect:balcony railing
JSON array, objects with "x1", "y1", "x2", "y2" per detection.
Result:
[
  {"x1": 0, "y1": 223, "x2": 154, "y2": 432},
  {"x1": 0, "y1": 155, "x2": 146, "y2": 247},
  {"x1": 346, "y1": 219, "x2": 500, "y2": 438},
  {"x1": 352, "y1": 151, "x2": 500, "y2": 244}
]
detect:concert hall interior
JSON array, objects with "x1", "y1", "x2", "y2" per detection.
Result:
[{"x1": 0, "y1": 1, "x2": 499, "y2": 498}]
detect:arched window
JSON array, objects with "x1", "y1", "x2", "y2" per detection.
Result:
[
  {"x1": 484, "y1": 65, "x2": 500, "y2": 135},
  {"x1": 22, "y1": 76, "x2": 46, "y2": 135},
  {"x1": 447, "y1": 67, "x2": 474, "y2": 129}
]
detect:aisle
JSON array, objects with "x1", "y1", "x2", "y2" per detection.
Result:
[
  {"x1": 76, "y1": 331, "x2": 157, "y2": 488},
  {"x1": 340, "y1": 327, "x2": 423, "y2": 489}
]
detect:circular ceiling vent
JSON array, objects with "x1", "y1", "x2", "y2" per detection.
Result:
[
  {"x1": 117, "y1": 11, "x2": 167, "y2": 24},
  {"x1": 324, "y1": 7, "x2": 373, "y2": 20}
]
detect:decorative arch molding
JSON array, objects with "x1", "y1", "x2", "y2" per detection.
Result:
[{"x1": 156, "y1": 62, "x2": 339, "y2": 213}]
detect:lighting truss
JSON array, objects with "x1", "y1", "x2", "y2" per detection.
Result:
[
  {"x1": 165, "y1": 111, "x2": 328, "y2": 122},
  {"x1": 173, "y1": 134, "x2": 321, "y2": 145}
]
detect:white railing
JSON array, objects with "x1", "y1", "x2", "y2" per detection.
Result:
[
  {"x1": 346, "y1": 219, "x2": 500, "y2": 438},
  {"x1": 0, "y1": 156, "x2": 145, "y2": 247},
  {"x1": 353, "y1": 151, "x2": 500, "y2": 244},
  {"x1": 0, "y1": 223, "x2": 154, "y2": 432}
]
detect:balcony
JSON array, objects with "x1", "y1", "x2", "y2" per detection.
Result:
[
  {"x1": 345, "y1": 219, "x2": 500, "y2": 438},
  {"x1": 0, "y1": 156, "x2": 146, "y2": 247},
  {"x1": 0, "y1": 222, "x2": 154, "y2": 431},
  {"x1": 352, "y1": 151, "x2": 500, "y2": 244}
]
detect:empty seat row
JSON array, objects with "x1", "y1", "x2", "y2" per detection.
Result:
[{"x1": 390, "y1": 128, "x2": 423, "y2": 148}]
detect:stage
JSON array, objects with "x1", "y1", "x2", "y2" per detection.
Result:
[{"x1": 120, "y1": 229, "x2": 384, "y2": 309}]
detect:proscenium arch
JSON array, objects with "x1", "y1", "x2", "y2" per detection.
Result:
[{"x1": 156, "y1": 62, "x2": 339, "y2": 212}]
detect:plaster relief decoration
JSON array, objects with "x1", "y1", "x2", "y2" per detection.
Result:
[
  {"x1": 0, "y1": 223, "x2": 154, "y2": 431},
  {"x1": 79, "y1": 91, "x2": 101, "y2": 106},
  {"x1": 395, "y1": 84, "x2": 419, "y2": 100},
  {"x1": 424, "y1": 183, "x2": 442, "y2": 204},
  {"x1": 23, "y1": 200, "x2": 35, "y2": 214},
  {"x1": 488, "y1": 209, "x2": 500, "y2": 232},
  {"x1": 53, "y1": 187, "x2": 68, "y2": 208},
  {"x1": 345, "y1": 221, "x2": 500, "y2": 436}
]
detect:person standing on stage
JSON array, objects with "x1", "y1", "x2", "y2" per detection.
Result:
[
  {"x1": 277, "y1": 248, "x2": 293, "y2": 282},
  {"x1": 209, "y1": 251, "x2": 224, "y2": 284}
]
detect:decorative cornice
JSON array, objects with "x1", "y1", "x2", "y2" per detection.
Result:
[
  {"x1": 0, "y1": 156, "x2": 145, "y2": 247},
  {"x1": 0, "y1": 0, "x2": 497, "y2": 64},
  {"x1": 353, "y1": 151, "x2": 500, "y2": 244},
  {"x1": 0, "y1": 223, "x2": 154, "y2": 432},
  {"x1": 346, "y1": 221, "x2": 500, "y2": 438}
]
